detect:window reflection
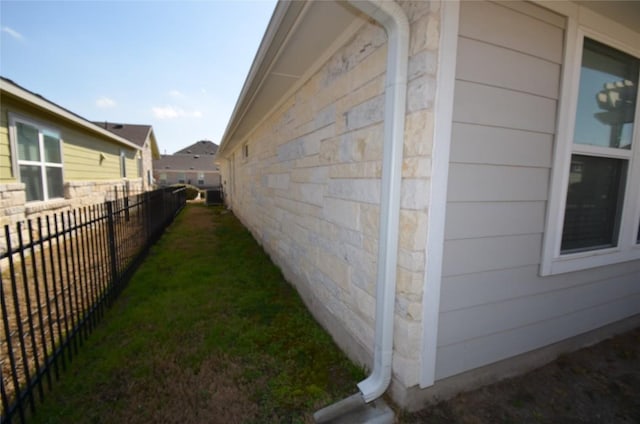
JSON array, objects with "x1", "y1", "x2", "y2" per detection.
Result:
[{"x1": 574, "y1": 38, "x2": 638, "y2": 149}]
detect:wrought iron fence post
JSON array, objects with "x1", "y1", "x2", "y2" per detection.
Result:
[
  {"x1": 124, "y1": 195, "x2": 130, "y2": 223},
  {"x1": 106, "y1": 201, "x2": 118, "y2": 305},
  {"x1": 1, "y1": 187, "x2": 184, "y2": 423}
]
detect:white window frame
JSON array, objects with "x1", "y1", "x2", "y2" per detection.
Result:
[
  {"x1": 9, "y1": 113, "x2": 65, "y2": 203},
  {"x1": 197, "y1": 172, "x2": 205, "y2": 186},
  {"x1": 541, "y1": 14, "x2": 640, "y2": 276}
]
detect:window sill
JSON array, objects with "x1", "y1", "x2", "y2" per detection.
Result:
[{"x1": 541, "y1": 246, "x2": 640, "y2": 276}]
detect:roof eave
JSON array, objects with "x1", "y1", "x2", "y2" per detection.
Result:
[
  {"x1": 0, "y1": 79, "x2": 141, "y2": 151},
  {"x1": 218, "y1": 0, "x2": 297, "y2": 156},
  {"x1": 217, "y1": 0, "x2": 362, "y2": 158}
]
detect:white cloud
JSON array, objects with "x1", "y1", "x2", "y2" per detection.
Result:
[
  {"x1": 168, "y1": 89, "x2": 184, "y2": 98},
  {"x1": 96, "y1": 97, "x2": 116, "y2": 108},
  {"x1": 2, "y1": 26, "x2": 24, "y2": 40},
  {"x1": 152, "y1": 105, "x2": 202, "y2": 120}
]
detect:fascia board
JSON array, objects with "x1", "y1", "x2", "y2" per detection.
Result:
[{"x1": 1, "y1": 79, "x2": 141, "y2": 151}]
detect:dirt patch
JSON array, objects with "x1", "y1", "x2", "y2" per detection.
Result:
[
  {"x1": 88, "y1": 355, "x2": 260, "y2": 424},
  {"x1": 401, "y1": 327, "x2": 640, "y2": 423}
]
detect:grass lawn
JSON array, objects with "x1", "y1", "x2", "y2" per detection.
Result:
[{"x1": 30, "y1": 204, "x2": 363, "y2": 424}]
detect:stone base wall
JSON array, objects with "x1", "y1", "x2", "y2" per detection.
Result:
[{"x1": 0, "y1": 179, "x2": 143, "y2": 256}]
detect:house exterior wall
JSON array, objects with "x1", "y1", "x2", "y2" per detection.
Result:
[
  {"x1": 0, "y1": 92, "x2": 142, "y2": 249},
  {"x1": 141, "y1": 138, "x2": 155, "y2": 190},
  {"x1": 437, "y1": 0, "x2": 640, "y2": 381},
  {"x1": 220, "y1": 0, "x2": 439, "y2": 396},
  {"x1": 156, "y1": 170, "x2": 221, "y2": 188}
]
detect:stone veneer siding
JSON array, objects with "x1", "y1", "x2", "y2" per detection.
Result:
[
  {"x1": 141, "y1": 143, "x2": 154, "y2": 191},
  {"x1": 221, "y1": 1, "x2": 439, "y2": 403}
]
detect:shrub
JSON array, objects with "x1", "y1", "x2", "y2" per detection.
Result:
[{"x1": 171, "y1": 184, "x2": 201, "y2": 200}]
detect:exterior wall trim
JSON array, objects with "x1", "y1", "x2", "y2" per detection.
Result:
[{"x1": 419, "y1": 0, "x2": 461, "y2": 388}]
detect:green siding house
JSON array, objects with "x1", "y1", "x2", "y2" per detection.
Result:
[{"x1": 1, "y1": 77, "x2": 143, "y2": 229}]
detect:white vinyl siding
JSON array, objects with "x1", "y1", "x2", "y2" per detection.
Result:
[{"x1": 437, "y1": 0, "x2": 640, "y2": 381}]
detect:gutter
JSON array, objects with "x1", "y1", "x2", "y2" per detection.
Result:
[{"x1": 314, "y1": 0, "x2": 409, "y2": 421}]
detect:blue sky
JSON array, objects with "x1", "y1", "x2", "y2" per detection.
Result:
[{"x1": 1, "y1": 0, "x2": 276, "y2": 154}]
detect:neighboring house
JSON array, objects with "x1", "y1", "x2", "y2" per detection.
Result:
[
  {"x1": 216, "y1": 0, "x2": 640, "y2": 412},
  {"x1": 93, "y1": 121, "x2": 160, "y2": 191},
  {"x1": 153, "y1": 140, "x2": 221, "y2": 189},
  {"x1": 1, "y1": 77, "x2": 143, "y2": 237}
]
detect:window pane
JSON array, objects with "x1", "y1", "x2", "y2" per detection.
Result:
[
  {"x1": 20, "y1": 164, "x2": 44, "y2": 201},
  {"x1": 574, "y1": 38, "x2": 639, "y2": 149},
  {"x1": 561, "y1": 155, "x2": 627, "y2": 253},
  {"x1": 43, "y1": 133, "x2": 62, "y2": 163},
  {"x1": 46, "y1": 167, "x2": 64, "y2": 199},
  {"x1": 17, "y1": 122, "x2": 40, "y2": 161}
]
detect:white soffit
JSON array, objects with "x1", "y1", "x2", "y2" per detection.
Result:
[
  {"x1": 576, "y1": 1, "x2": 640, "y2": 33},
  {"x1": 224, "y1": 1, "x2": 359, "y2": 146}
]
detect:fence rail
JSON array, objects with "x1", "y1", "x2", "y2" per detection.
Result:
[{"x1": 0, "y1": 186, "x2": 186, "y2": 424}]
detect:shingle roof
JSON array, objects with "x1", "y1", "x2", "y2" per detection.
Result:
[
  {"x1": 174, "y1": 140, "x2": 218, "y2": 155},
  {"x1": 154, "y1": 154, "x2": 219, "y2": 172},
  {"x1": 93, "y1": 121, "x2": 152, "y2": 147}
]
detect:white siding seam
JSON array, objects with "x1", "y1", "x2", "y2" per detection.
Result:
[
  {"x1": 451, "y1": 121, "x2": 555, "y2": 136},
  {"x1": 442, "y1": 261, "x2": 543, "y2": 279},
  {"x1": 449, "y1": 162, "x2": 550, "y2": 170},
  {"x1": 437, "y1": 294, "x2": 640, "y2": 349},
  {"x1": 439, "y1": 273, "x2": 640, "y2": 314},
  {"x1": 457, "y1": 35, "x2": 564, "y2": 65},
  {"x1": 454, "y1": 78, "x2": 560, "y2": 101},
  {"x1": 488, "y1": 0, "x2": 566, "y2": 30},
  {"x1": 445, "y1": 200, "x2": 545, "y2": 204},
  {"x1": 444, "y1": 231, "x2": 543, "y2": 242}
]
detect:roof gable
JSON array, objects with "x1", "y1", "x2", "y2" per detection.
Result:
[
  {"x1": 93, "y1": 121, "x2": 152, "y2": 147},
  {"x1": 154, "y1": 153, "x2": 219, "y2": 172},
  {"x1": 174, "y1": 140, "x2": 219, "y2": 155}
]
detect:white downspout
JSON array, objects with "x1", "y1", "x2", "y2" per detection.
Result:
[
  {"x1": 349, "y1": 0, "x2": 409, "y2": 403},
  {"x1": 317, "y1": 1, "x2": 409, "y2": 415}
]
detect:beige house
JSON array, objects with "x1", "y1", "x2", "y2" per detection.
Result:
[
  {"x1": 216, "y1": 0, "x2": 640, "y2": 416},
  {"x1": 1, "y1": 77, "x2": 144, "y2": 230},
  {"x1": 154, "y1": 140, "x2": 221, "y2": 189}
]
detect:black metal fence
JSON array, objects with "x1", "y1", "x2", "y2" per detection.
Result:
[{"x1": 0, "y1": 186, "x2": 186, "y2": 424}]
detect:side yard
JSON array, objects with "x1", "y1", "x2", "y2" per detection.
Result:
[
  {"x1": 23, "y1": 203, "x2": 639, "y2": 424},
  {"x1": 29, "y1": 204, "x2": 363, "y2": 424}
]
